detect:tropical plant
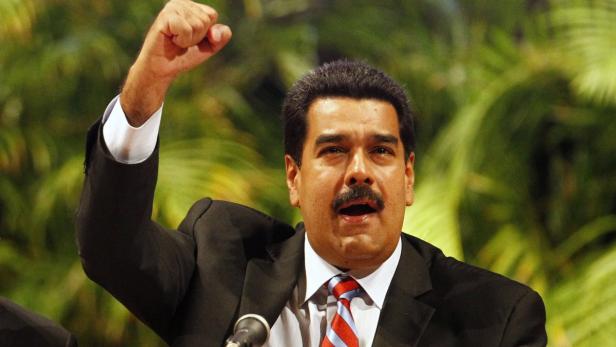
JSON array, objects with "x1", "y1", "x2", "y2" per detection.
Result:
[{"x1": 1, "y1": 0, "x2": 614, "y2": 346}]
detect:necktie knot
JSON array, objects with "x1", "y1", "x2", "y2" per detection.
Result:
[{"x1": 328, "y1": 275, "x2": 362, "y2": 302}]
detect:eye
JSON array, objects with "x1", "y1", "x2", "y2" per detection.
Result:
[
  {"x1": 318, "y1": 146, "x2": 346, "y2": 157},
  {"x1": 371, "y1": 146, "x2": 394, "y2": 156}
]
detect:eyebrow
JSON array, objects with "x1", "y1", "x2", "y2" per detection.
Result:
[
  {"x1": 373, "y1": 134, "x2": 399, "y2": 145},
  {"x1": 315, "y1": 134, "x2": 346, "y2": 146},
  {"x1": 314, "y1": 133, "x2": 399, "y2": 146}
]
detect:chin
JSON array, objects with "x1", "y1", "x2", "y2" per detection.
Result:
[
  {"x1": 338, "y1": 236, "x2": 382, "y2": 261},
  {"x1": 337, "y1": 254, "x2": 382, "y2": 272},
  {"x1": 337, "y1": 220, "x2": 380, "y2": 236}
]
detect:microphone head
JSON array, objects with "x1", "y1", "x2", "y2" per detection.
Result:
[{"x1": 226, "y1": 314, "x2": 270, "y2": 347}]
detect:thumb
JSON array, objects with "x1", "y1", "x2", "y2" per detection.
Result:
[{"x1": 199, "y1": 24, "x2": 232, "y2": 57}]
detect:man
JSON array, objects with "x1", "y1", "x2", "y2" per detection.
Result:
[
  {"x1": 0, "y1": 297, "x2": 78, "y2": 347},
  {"x1": 76, "y1": 1, "x2": 547, "y2": 346}
]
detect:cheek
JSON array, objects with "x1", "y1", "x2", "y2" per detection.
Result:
[
  {"x1": 302, "y1": 168, "x2": 339, "y2": 197},
  {"x1": 299, "y1": 178, "x2": 327, "y2": 212},
  {"x1": 380, "y1": 169, "x2": 407, "y2": 200}
]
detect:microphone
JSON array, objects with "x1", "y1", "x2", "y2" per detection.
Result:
[{"x1": 224, "y1": 314, "x2": 270, "y2": 347}]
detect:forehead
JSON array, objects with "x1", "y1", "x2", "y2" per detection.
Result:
[{"x1": 305, "y1": 97, "x2": 400, "y2": 140}]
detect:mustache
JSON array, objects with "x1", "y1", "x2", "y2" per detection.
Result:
[{"x1": 332, "y1": 185, "x2": 385, "y2": 212}]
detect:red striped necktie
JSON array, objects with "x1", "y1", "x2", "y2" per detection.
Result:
[{"x1": 321, "y1": 275, "x2": 363, "y2": 347}]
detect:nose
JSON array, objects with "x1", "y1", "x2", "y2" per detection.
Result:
[{"x1": 345, "y1": 151, "x2": 374, "y2": 186}]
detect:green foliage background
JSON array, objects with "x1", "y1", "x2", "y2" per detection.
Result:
[{"x1": 1, "y1": 0, "x2": 615, "y2": 345}]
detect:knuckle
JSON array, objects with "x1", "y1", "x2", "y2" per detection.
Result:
[
  {"x1": 200, "y1": 18, "x2": 211, "y2": 30},
  {"x1": 163, "y1": 0, "x2": 179, "y2": 12},
  {"x1": 190, "y1": 19, "x2": 205, "y2": 33},
  {"x1": 180, "y1": 23, "x2": 192, "y2": 36},
  {"x1": 200, "y1": 5, "x2": 218, "y2": 21},
  {"x1": 171, "y1": 18, "x2": 190, "y2": 35},
  {"x1": 193, "y1": 21, "x2": 205, "y2": 32},
  {"x1": 175, "y1": 34, "x2": 191, "y2": 47}
]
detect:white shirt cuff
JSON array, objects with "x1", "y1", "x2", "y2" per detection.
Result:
[{"x1": 102, "y1": 95, "x2": 162, "y2": 164}]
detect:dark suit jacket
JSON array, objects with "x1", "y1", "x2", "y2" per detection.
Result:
[
  {"x1": 76, "y1": 120, "x2": 547, "y2": 346},
  {"x1": 0, "y1": 297, "x2": 78, "y2": 347}
]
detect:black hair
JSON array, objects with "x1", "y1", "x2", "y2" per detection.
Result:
[{"x1": 282, "y1": 59, "x2": 415, "y2": 166}]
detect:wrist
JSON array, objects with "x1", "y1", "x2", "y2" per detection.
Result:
[{"x1": 121, "y1": 63, "x2": 173, "y2": 126}]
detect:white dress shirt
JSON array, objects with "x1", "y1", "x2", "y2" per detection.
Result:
[
  {"x1": 102, "y1": 97, "x2": 402, "y2": 346},
  {"x1": 102, "y1": 96, "x2": 162, "y2": 164}
]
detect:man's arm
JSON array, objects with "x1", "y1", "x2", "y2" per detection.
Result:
[
  {"x1": 76, "y1": 0, "x2": 232, "y2": 340},
  {"x1": 499, "y1": 290, "x2": 547, "y2": 347}
]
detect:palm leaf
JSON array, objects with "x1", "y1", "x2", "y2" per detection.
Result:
[{"x1": 552, "y1": 0, "x2": 616, "y2": 105}]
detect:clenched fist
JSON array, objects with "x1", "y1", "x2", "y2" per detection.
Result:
[{"x1": 121, "y1": 0, "x2": 232, "y2": 126}]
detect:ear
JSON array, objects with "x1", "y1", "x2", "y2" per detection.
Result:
[
  {"x1": 405, "y1": 152, "x2": 415, "y2": 206},
  {"x1": 285, "y1": 155, "x2": 301, "y2": 207}
]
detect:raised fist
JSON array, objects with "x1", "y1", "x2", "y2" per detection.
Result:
[
  {"x1": 120, "y1": 0, "x2": 232, "y2": 125},
  {"x1": 138, "y1": 0, "x2": 232, "y2": 79}
]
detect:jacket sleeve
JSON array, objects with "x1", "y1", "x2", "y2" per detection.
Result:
[
  {"x1": 499, "y1": 289, "x2": 547, "y2": 347},
  {"x1": 75, "y1": 119, "x2": 198, "y2": 341}
]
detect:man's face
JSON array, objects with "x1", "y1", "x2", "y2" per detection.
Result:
[{"x1": 285, "y1": 97, "x2": 415, "y2": 271}]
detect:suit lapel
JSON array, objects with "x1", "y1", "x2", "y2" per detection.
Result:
[
  {"x1": 373, "y1": 236, "x2": 435, "y2": 347},
  {"x1": 238, "y1": 224, "x2": 305, "y2": 328}
]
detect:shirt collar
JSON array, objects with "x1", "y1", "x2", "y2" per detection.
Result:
[{"x1": 303, "y1": 235, "x2": 402, "y2": 309}]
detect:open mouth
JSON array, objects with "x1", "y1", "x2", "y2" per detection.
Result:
[{"x1": 337, "y1": 201, "x2": 379, "y2": 216}]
